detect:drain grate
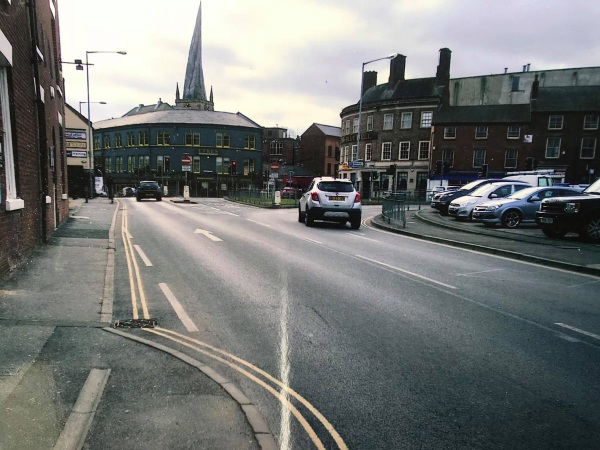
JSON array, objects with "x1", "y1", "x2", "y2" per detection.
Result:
[{"x1": 113, "y1": 318, "x2": 157, "y2": 329}]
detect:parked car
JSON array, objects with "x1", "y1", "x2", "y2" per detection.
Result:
[
  {"x1": 281, "y1": 187, "x2": 300, "y2": 199},
  {"x1": 535, "y1": 178, "x2": 600, "y2": 241},
  {"x1": 428, "y1": 185, "x2": 458, "y2": 200},
  {"x1": 298, "y1": 177, "x2": 361, "y2": 229},
  {"x1": 448, "y1": 182, "x2": 531, "y2": 220},
  {"x1": 431, "y1": 178, "x2": 524, "y2": 215},
  {"x1": 123, "y1": 187, "x2": 136, "y2": 197},
  {"x1": 472, "y1": 186, "x2": 583, "y2": 228},
  {"x1": 136, "y1": 180, "x2": 162, "y2": 201}
]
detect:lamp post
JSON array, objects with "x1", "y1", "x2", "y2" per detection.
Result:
[
  {"x1": 85, "y1": 50, "x2": 127, "y2": 198},
  {"x1": 357, "y1": 53, "x2": 398, "y2": 192},
  {"x1": 79, "y1": 101, "x2": 107, "y2": 114}
]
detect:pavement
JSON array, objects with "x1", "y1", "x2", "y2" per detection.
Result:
[{"x1": 1, "y1": 197, "x2": 599, "y2": 449}]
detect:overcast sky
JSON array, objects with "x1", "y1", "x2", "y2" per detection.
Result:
[{"x1": 58, "y1": 0, "x2": 600, "y2": 137}]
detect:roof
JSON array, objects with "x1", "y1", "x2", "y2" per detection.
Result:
[
  {"x1": 361, "y1": 77, "x2": 443, "y2": 104},
  {"x1": 94, "y1": 108, "x2": 262, "y2": 130},
  {"x1": 313, "y1": 123, "x2": 341, "y2": 137},
  {"x1": 532, "y1": 86, "x2": 600, "y2": 112},
  {"x1": 433, "y1": 104, "x2": 531, "y2": 124}
]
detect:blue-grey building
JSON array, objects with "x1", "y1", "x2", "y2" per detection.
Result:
[{"x1": 91, "y1": 2, "x2": 263, "y2": 196}]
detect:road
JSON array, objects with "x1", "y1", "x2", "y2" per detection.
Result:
[{"x1": 113, "y1": 198, "x2": 600, "y2": 449}]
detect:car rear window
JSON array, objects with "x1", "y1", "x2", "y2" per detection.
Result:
[
  {"x1": 317, "y1": 181, "x2": 354, "y2": 192},
  {"x1": 140, "y1": 182, "x2": 159, "y2": 188}
]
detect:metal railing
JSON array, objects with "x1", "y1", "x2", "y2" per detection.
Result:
[{"x1": 381, "y1": 193, "x2": 407, "y2": 227}]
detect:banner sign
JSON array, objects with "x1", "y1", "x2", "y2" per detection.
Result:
[
  {"x1": 67, "y1": 141, "x2": 87, "y2": 149},
  {"x1": 67, "y1": 151, "x2": 87, "y2": 158},
  {"x1": 66, "y1": 130, "x2": 87, "y2": 140}
]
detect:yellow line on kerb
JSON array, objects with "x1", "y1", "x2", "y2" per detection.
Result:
[
  {"x1": 120, "y1": 204, "x2": 138, "y2": 319},
  {"x1": 121, "y1": 205, "x2": 150, "y2": 319},
  {"x1": 147, "y1": 327, "x2": 348, "y2": 450}
]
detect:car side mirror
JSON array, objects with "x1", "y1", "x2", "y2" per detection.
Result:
[
  {"x1": 489, "y1": 193, "x2": 498, "y2": 198},
  {"x1": 529, "y1": 196, "x2": 540, "y2": 202}
]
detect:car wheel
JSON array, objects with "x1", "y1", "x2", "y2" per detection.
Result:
[
  {"x1": 339, "y1": 220, "x2": 348, "y2": 227},
  {"x1": 136, "y1": 197, "x2": 141, "y2": 202},
  {"x1": 350, "y1": 218, "x2": 361, "y2": 229},
  {"x1": 542, "y1": 228, "x2": 567, "y2": 238},
  {"x1": 304, "y1": 208, "x2": 314, "y2": 227},
  {"x1": 156, "y1": 196, "x2": 162, "y2": 201},
  {"x1": 579, "y1": 216, "x2": 600, "y2": 242},
  {"x1": 501, "y1": 210, "x2": 521, "y2": 228},
  {"x1": 298, "y1": 206, "x2": 305, "y2": 223}
]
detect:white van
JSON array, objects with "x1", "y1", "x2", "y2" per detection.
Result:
[{"x1": 503, "y1": 170, "x2": 564, "y2": 187}]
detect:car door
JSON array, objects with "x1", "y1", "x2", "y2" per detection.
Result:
[{"x1": 522, "y1": 188, "x2": 552, "y2": 221}]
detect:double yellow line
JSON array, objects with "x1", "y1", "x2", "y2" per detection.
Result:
[{"x1": 119, "y1": 202, "x2": 347, "y2": 449}]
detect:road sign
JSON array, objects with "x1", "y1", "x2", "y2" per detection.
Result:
[
  {"x1": 181, "y1": 155, "x2": 192, "y2": 165},
  {"x1": 349, "y1": 161, "x2": 364, "y2": 168},
  {"x1": 271, "y1": 162, "x2": 279, "y2": 171}
]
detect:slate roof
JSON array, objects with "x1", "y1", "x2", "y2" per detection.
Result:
[
  {"x1": 433, "y1": 104, "x2": 531, "y2": 124},
  {"x1": 532, "y1": 86, "x2": 600, "y2": 112},
  {"x1": 313, "y1": 123, "x2": 341, "y2": 137},
  {"x1": 361, "y1": 77, "x2": 444, "y2": 104},
  {"x1": 94, "y1": 108, "x2": 262, "y2": 130}
]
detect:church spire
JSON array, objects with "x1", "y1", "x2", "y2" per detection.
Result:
[{"x1": 176, "y1": 2, "x2": 213, "y2": 110}]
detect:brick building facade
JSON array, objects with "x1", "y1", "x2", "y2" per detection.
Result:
[
  {"x1": 300, "y1": 123, "x2": 341, "y2": 177},
  {"x1": 0, "y1": 0, "x2": 68, "y2": 276}
]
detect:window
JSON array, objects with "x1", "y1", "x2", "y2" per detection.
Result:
[
  {"x1": 127, "y1": 156, "x2": 135, "y2": 173},
  {"x1": 157, "y1": 131, "x2": 170, "y2": 145},
  {"x1": 114, "y1": 134, "x2": 122, "y2": 147},
  {"x1": 545, "y1": 137, "x2": 561, "y2": 158},
  {"x1": 344, "y1": 120, "x2": 350, "y2": 135},
  {"x1": 418, "y1": 141, "x2": 430, "y2": 160},
  {"x1": 444, "y1": 126, "x2": 456, "y2": 139},
  {"x1": 505, "y1": 148, "x2": 518, "y2": 168},
  {"x1": 244, "y1": 134, "x2": 256, "y2": 149},
  {"x1": 186, "y1": 131, "x2": 200, "y2": 146},
  {"x1": 383, "y1": 113, "x2": 394, "y2": 130},
  {"x1": 0, "y1": 67, "x2": 22, "y2": 209},
  {"x1": 138, "y1": 155, "x2": 149, "y2": 176},
  {"x1": 580, "y1": 137, "x2": 596, "y2": 159},
  {"x1": 104, "y1": 156, "x2": 112, "y2": 173},
  {"x1": 353, "y1": 118, "x2": 358, "y2": 133},
  {"x1": 216, "y1": 132, "x2": 230, "y2": 147},
  {"x1": 326, "y1": 163, "x2": 332, "y2": 175},
  {"x1": 442, "y1": 148, "x2": 454, "y2": 167},
  {"x1": 327, "y1": 145, "x2": 332, "y2": 157},
  {"x1": 343, "y1": 146, "x2": 349, "y2": 163},
  {"x1": 138, "y1": 131, "x2": 149, "y2": 146},
  {"x1": 548, "y1": 115, "x2": 564, "y2": 130},
  {"x1": 399, "y1": 141, "x2": 410, "y2": 160},
  {"x1": 401, "y1": 112, "x2": 412, "y2": 129},
  {"x1": 156, "y1": 155, "x2": 163, "y2": 173},
  {"x1": 366, "y1": 115, "x2": 374, "y2": 131},
  {"x1": 103, "y1": 135, "x2": 111, "y2": 148},
  {"x1": 473, "y1": 148, "x2": 486, "y2": 167},
  {"x1": 270, "y1": 141, "x2": 283, "y2": 155},
  {"x1": 584, "y1": 114, "x2": 599, "y2": 130},
  {"x1": 507, "y1": 126, "x2": 520, "y2": 139},
  {"x1": 115, "y1": 156, "x2": 123, "y2": 173},
  {"x1": 381, "y1": 142, "x2": 392, "y2": 161},
  {"x1": 475, "y1": 126, "x2": 488, "y2": 139},
  {"x1": 193, "y1": 156, "x2": 201, "y2": 173},
  {"x1": 126, "y1": 132, "x2": 135, "y2": 146},
  {"x1": 365, "y1": 143, "x2": 372, "y2": 161},
  {"x1": 511, "y1": 76, "x2": 520, "y2": 92},
  {"x1": 351, "y1": 144, "x2": 358, "y2": 161},
  {"x1": 397, "y1": 172, "x2": 408, "y2": 191},
  {"x1": 420, "y1": 111, "x2": 432, "y2": 128}
]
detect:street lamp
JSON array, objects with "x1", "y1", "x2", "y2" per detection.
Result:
[
  {"x1": 79, "y1": 101, "x2": 107, "y2": 114},
  {"x1": 356, "y1": 53, "x2": 398, "y2": 188},
  {"x1": 85, "y1": 50, "x2": 127, "y2": 198}
]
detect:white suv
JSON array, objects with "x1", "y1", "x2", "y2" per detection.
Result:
[
  {"x1": 448, "y1": 182, "x2": 530, "y2": 220},
  {"x1": 298, "y1": 177, "x2": 362, "y2": 229}
]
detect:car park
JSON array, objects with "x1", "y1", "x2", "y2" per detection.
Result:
[
  {"x1": 448, "y1": 182, "x2": 531, "y2": 220},
  {"x1": 430, "y1": 178, "x2": 525, "y2": 215},
  {"x1": 136, "y1": 180, "x2": 162, "y2": 201},
  {"x1": 298, "y1": 177, "x2": 361, "y2": 229},
  {"x1": 472, "y1": 186, "x2": 583, "y2": 228}
]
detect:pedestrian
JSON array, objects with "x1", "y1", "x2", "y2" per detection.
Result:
[{"x1": 106, "y1": 175, "x2": 115, "y2": 203}]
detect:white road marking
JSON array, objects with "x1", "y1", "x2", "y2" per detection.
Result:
[
  {"x1": 355, "y1": 255, "x2": 458, "y2": 289},
  {"x1": 246, "y1": 218, "x2": 271, "y2": 227},
  {"x1": 159, "y1": 283, "x2": 199, "y2": 332},
  {"x1": 347, "y1": 232, "x2": 379, "y2": 242},
  {"x1": 555, "y1": 323, "x2": 600, "y2": 342},
  {"x1": 295, "y1": 235, "x2": 322, "y2": 245},
  {"x1": 456, "y1": 268, "x2": 504, "y2": 276},
  {"x1": 194, "y1": 228, "x2": 223, "y2": 241},
  {"x1": 134, "y1": 245, "x2": 153, "y2": 266}
]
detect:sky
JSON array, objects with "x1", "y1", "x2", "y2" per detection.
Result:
[{"x1": 58, "y1": 0, "x2": 600, "y2": 137}]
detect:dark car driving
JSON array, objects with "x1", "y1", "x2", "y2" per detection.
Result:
[{"x1": 136, "y1": 180, "x2": 162, "y2": 201}]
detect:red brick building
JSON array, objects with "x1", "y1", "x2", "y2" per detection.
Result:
[
  {"x1": 300, "y1": 123, "x2": 341, "y2": 177},
  {"x1": 0, "y1": 0, "x2": 68, "y2": 276}
]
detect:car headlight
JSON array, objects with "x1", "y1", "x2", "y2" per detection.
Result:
[
  {"x1": 485, "y1": 205, "x2": 501, "y2": 211},
  {"x1": 564, "y1": 202, "x2": 580, "y2": 213}
]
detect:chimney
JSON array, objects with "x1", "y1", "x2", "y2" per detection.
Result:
[
  {"x1": 388, "y1": 54, "x2": 406, "y2": 86},
  {"x1": 530, "y1": 74, "x2": 539, "y2": 100},
  {"x1": 436, "y1": 48, "x2": 452, "y2": 83},
  {"x1": 362, "y1": 70, "x2": 378, "y2": 96}
]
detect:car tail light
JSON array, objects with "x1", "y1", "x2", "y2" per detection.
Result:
[
  {"x1": 354, "y1": 192, "x2": 361, "y2": 203},
  {"x1": 311, "y1": 192, "x2": 319, "y2": 202}
]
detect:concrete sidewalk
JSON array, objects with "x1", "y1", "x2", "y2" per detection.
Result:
[{"x1": 0, "y1": 197, "x2": 270, "y2": 449}]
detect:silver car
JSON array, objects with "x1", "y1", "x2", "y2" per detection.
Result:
[
  {"x1": 472, "y1": 186, "x2": 584, "y2": 228},
  {"x1": 298, "y1": 177, "x2": 362, "y2": 229},
  {"x1": 448, "y1": 182, "x2": 530, "y2": 220}
]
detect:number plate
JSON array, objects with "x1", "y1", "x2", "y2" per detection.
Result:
[
  {"x1": 540, "y1": 217, "x2": 554, "y2": 224},
  {"x1": 329, "y1": 196, "x2": 345, "y2": 201}
]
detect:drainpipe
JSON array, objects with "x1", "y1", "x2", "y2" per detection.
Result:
[{"x1": 27, "y1": 0, "x2": 49, "y2": 242}]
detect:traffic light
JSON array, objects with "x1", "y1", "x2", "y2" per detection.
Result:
[
  {"x1": 433, "y1": 160, "x2": 442, "y2": 175},
  {"x1": 480, "y1": 163, "x2": 488, "y2": 178},
  {"x1": 386, "y1": 164, "x2": 396, "y2": 175},
  {"x1": 372, "y1": 171, "x2": 378, "y2": 180},
  {"x1": 231, "y1": 160, "x2": 237, "y2": 175},
  {"x1": 525, "y1": 157, "x2": 536, "y2": 171}
]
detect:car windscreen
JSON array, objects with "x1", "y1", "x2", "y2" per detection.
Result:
[
  {"x1": 317, "y1": 181, "x2": 354, "y2": 192},
  {"x1": 505, "y1": 187, "x2": 540, "y2": 200},
  {"x1": 584, "y1": 178, "x2": 600, "y2": 194}
]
